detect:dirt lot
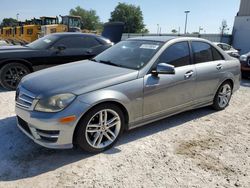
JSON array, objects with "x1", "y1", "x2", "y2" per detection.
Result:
[{"x1": 0, "y1": 80, "x2": 249, "y2": 188}]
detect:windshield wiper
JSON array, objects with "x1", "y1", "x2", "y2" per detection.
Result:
[
  {"x1": 98, "y1": 60, "x2": 121, "y2": 67},
  {"x1": 90, "y1": 58, "x2": 98, "y2": 62}
]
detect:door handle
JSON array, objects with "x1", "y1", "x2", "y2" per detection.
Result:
[
  {"x1": 216, "y1": 64, "x2": 223, "y2": 70},
  {"x1": 184, "y1": 70, "x2": 194, "y2": 78}
]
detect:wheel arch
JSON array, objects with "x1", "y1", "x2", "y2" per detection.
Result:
[
  {"x1": 0, "y1": 59, "x2": 33, "y2": 72},
  {"x1": 72, "y1": 100, "x2": 130, "y2": 145},
  {"x1": 214, "y1": 78, "x2": 234, "y2": 97}
]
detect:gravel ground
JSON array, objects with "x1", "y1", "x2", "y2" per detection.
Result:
[{"x1": 0, "y1": 80, "x2": 249, "y2": 188}]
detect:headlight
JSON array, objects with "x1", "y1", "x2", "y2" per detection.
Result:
[
  {"x1": 240, "y1": 55, "x2": 247, "y2": 61},
  {"x1": 35, "y1": 93, "x2": 76, "y2": 112}
]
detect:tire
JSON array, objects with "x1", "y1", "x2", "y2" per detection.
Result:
[
  {"x1": 75, "y1": 103, "x2": 125, "y2": 153},
  {"x1": 0, "y1": 63, "x2": 30, "y2": 90},
  {"x1": 212, "y1": 81, "x2": 233, "y2": 111}
]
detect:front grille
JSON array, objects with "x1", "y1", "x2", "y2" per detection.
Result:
[
  {"x1": 16, "y1": 87, "x2": 36, "y2": 110},
  {"x1": 17, "y1": 116, "x2": 32, "y2": 135}
]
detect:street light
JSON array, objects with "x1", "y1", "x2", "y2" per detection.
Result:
[
  {"x1": 184, "y1": 10, "x2": 190, "y2": 34},
  {"x1": 157, "y1": 24, "x2": 159, "y2": 35},
  {"x1": 16, "y1": 13, "x2": 19, "y2": 21},
  {"x1": 199, "y1": 26, "x2": 203, "y2": 34}
]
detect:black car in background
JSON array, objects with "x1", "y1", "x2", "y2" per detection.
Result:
[
  {"x1": 0, "y1": 33, "x2": 113, "y2": 90},
  {"x1": 240, "y1": 52, "x2": 250, "y2": 78}
]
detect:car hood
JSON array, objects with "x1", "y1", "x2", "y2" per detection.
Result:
[
  {"x1": 0, "y1": 45, "x2": 28, "y2": 51},
  {"x1": 0, "y1": 45, "x2": 36, "y2": 58},
  {"x1": 20, "y1": 60, "x2": 138, "y2": 98}
]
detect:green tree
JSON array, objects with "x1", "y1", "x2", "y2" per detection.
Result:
[
  {"x1": 109, "y1": 3, "x2": 146, "y2": 33},
  {"x1": 70, "y1": 6, "x2": 102, "y2": 31},
  {"x1": 0, "y1": 18, "x2": 18, "y2": 27},
  {"x1": 171, "y1": 29, "x2": 178, "y2": 34}
]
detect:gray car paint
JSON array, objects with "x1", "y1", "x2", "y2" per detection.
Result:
[
  {"x1": 20, "y1": 60, "x2": 138, "y2": 98},
  {"x1": 16, "y1": 36, "x2": 241, "y2": 149}
]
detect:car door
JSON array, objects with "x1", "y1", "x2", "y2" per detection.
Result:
[
  {"x1": 191, "y1": 41, "x2": 225, "y2": 103},
  {"x1": 49, "y1": 36, "x2": 102, "y2": 65},
  {"x1": 143, "y1": 41, "x2": 197, "y2": 118}
]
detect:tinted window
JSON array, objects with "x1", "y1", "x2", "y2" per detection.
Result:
[
  {"x1": 54, "y1": 36, "x2": 100, "y2": 49},
  {"x1": 158, "y1": 42, "x2": 191, "y2": 67},
  {"x1": 212, "y1": 47, "x2": 224, "y2": 60},
  {"x1": 192, "y1": 42, "x2": 213, "y2": 63},
  {"x1": 27, "y1": 35, "x2": 59, "y2": 49}
]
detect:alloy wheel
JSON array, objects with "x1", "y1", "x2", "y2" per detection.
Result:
[
  {"x1": 218, "y1": 84, "x2": 232, "y2": 108},
  {"x1": 2, "y1": 65, "x2": 29, "y2": 89},
  {"x1": 85, "y1": 109, "x2": 121, "y2": 149}
]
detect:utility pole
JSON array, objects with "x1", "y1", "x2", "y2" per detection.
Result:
[
  {"x1": 184, "y1": 11, "x2": 190, "y2": 34},
  {"x1": 157, "y1": 24, "x2": 159, "y2": 35}
]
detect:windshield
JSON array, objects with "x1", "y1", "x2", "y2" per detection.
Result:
[
  {"x1": 94, "y1": 40, "x2": 163, "y2": 70},
  {"x1": 69, "y1": 18, "x2": 81, "y2": 28},
  {"x1": 27, "y1": 35, "x2": 59, "y2": 49}
]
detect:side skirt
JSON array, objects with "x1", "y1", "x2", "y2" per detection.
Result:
[{"x1": 128, "y1": 101, "x2": 213, "y2": 130}]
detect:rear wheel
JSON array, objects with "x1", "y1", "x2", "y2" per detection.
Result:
[
  {"x1": 75, "y1": 104, "x2": 125, "y2": 153},
  {"x1": 0, "y1": 63, "x2": 30, "y2": 90},
  {"x1": 212, "y1": 81, "x2": 232, "y2": 110}
]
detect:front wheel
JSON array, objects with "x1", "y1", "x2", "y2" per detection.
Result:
[
  {"x1": 212, "y1": 82, "x2": 232, "y2": 110},
  {"x1": 75, "y1": 104, "x2": 125, "y2": 153},
  {"x1": 0, "y1": 63, "x2": 30, "y2": 90}
]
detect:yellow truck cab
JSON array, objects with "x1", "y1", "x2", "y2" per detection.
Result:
[{"x1": 40, "y1": 16, "x2": 67, "y2": 37}]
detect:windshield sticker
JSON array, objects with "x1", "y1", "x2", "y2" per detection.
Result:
[
  {"x1": 140, "y1": 44, "x2": 159, "y2": 50},
  {"x1": 43, "y1": 39, "x2": 52, "y2": 43}
]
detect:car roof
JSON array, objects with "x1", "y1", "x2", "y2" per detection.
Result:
[
  {"x1": 127, "y1": 36, "x2": 213, "y2": 44},
  {"x1": 49, "y1": 32, "x2": 101, "y2": 38},
  {"x1": 127, "y1": 36, "x2": 178, "y2": 42}
]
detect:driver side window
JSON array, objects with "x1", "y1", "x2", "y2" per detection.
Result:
[
  {"x1": 53, "y1": 36, "x2": 100, "y2": 49},
  {"x1": 157, "y1": 42, "x2": 191, "y2": 67}
]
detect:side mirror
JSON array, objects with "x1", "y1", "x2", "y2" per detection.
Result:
[
  {"x1": 57, "y1": 45, "x2": 66, "y2": 51},
  {"x1": 152, "y1": 63, "x2": 175, "y2": 75}
]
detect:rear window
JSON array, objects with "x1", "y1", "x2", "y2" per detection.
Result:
[
  {"x1": 192, "y1": 42, "x2": 213, "y2": 63},
  {"x1": 192, "y1": 41, "x2": 224, "y2": 63},
  {"x1": 212, "y1": 47, "x2": 224, "y2": 60}
]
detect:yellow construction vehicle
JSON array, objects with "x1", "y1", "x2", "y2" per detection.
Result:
[
  {"x1": 60, "y1": 15, "x2": 81, "y2": 32},
  {"x1": 12, "y1": 22, "x2": 24, "y2": 43},
  {"x1": 19, "y1": 18, "x2": 42, "y2": 43},
  {"x1": 40, "y1": 16, "x2": 66, "y2": 37},
  {"x1": 2, "y1": 27, "x2": 13, "y2": 40},
  {"x1": 40, "y1": 15, "x2": 81, "y2": 37},
  {"x1": 1, "y1": 15, "x2": 82, "y2": 43}
]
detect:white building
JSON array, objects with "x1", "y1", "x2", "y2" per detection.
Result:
[{"x1": 233, "y1": 0, "x2": 250, "y2": 54}]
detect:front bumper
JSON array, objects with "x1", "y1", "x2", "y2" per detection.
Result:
[{"x1": 15, "y1": 98, "x2": 90, "y2": 149}]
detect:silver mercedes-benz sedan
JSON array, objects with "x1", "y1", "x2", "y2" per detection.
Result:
[{"x1": 15, "y1": 36, "x2": 241, "y2": 152}]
